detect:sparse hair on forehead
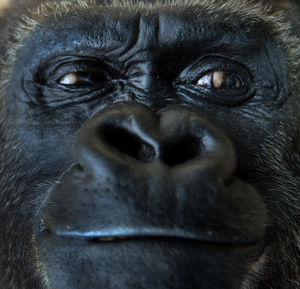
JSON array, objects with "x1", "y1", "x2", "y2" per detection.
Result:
[{"x1": 8, "y1": 0, "x2": 300, "y2": 50}]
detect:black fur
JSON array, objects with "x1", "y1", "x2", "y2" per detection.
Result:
[{"x1": 0, "y1": 1, "x2": 300, "y2": 288}]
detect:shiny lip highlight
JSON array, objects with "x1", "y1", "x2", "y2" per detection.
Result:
[{"x1": 48, "y1": 226, "x2": 260, "y2": 245}]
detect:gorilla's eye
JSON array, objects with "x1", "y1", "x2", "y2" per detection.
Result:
[
  {"x1": 178, "y1": 58, "x2": 251, "y2": 105},
  {"x1": 58, "y1": 71, "x2": 108, "y2": 86},
  {"x1": 196, "y1": 71, "x2": 243, "y2": 89}
]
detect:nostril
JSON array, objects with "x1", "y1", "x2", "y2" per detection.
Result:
[
  {"x1": 161, "y1": 136, "x2": 202, "y2": 166},
  {"x1": 100, "y1": 125, "x2": 156, "y2": 162},
  {"x1": 100, "y1": 125, "x2": 203, "y2": 166}
]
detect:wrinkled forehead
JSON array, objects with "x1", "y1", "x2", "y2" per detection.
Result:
[
  {"x1": 2, "y1": 0, "x2": 294, "y2": 51},
  {"x1": 18, "y1": 0, "x2": 280, "y2": 40},
  {"x1": 34, "y1": 2, "x2": 269, "y2": 33},
  {"x1": 41, "y1": 10, "x2": 257, "y2": 40},
  {"x1": 17, "y1": 4, "x2": 270, "y2": 60}
]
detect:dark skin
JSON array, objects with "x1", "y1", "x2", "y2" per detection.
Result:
[{"x1": 0, "y1": 1, "x2": 300, "y2": 289}]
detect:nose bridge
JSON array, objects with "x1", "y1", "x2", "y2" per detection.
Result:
[
  {"x1": 121, "y1": 14, "x2": 165, "y2": 93},
  {"x1": 75, "y1": 103, "x2": 236, "y2": 182}
]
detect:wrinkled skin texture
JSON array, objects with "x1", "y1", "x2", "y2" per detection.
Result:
[{"x1": 0, "y1": 0, "x2": 300, "y2": 288}]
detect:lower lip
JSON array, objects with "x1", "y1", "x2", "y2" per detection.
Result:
[{"x1": 37, "y1": 234, "x2": 264, "y2": 289}]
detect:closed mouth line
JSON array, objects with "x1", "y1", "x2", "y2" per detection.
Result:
[{"x1": 49, "y1": 227, "x2": 258, "y2": 245}]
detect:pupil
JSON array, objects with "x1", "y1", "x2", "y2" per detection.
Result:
[
  {"x1": 72, "y1": 72, "x2": 107, "y2": 86},
  {"x1": 80, "y1": 73, "x2": 94, "y2": 84},
  {"x1": 226, "y1": 74, "x2": 241, "y2": 89}
]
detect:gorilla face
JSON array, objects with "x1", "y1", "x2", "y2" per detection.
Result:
[{"x1": 0, "y1": 1, "x2": 299, "y2": 289}]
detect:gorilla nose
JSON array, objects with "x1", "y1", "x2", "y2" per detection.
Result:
[
  {"x1": 75, "y1": 103, "x2": 236, "y2": 182},
  {"x1": 41, "y1": 102, "x2": 267, "y2": 247}
]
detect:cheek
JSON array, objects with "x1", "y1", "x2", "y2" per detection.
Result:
[{"x1": 187, "y1": 105, "x2": 269, "y2": 164}]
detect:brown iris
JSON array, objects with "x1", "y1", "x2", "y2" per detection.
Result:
[{"x1": 196, "y1": 71, "x2": 243, "y2": 89}]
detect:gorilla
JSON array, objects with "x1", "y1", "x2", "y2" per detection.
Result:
[{"x1": 0, "y1": 0, "x2": 299, "y2": 288}]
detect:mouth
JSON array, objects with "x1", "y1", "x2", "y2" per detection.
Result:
[
  {"x1": 44, "y1": 226, "x2": 260, "y2": 246},
  {"x1": 37, "y1": 225, "x2": 265, "y2": 289}
]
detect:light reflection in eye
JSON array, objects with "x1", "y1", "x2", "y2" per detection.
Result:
[{"x1": 59, "y1": 73, "x2": 81, "y2": 85}]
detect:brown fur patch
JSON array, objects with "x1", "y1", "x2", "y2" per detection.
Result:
[{"x1": 0, "y1": 0, "x2": 11, "y2": 14}]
